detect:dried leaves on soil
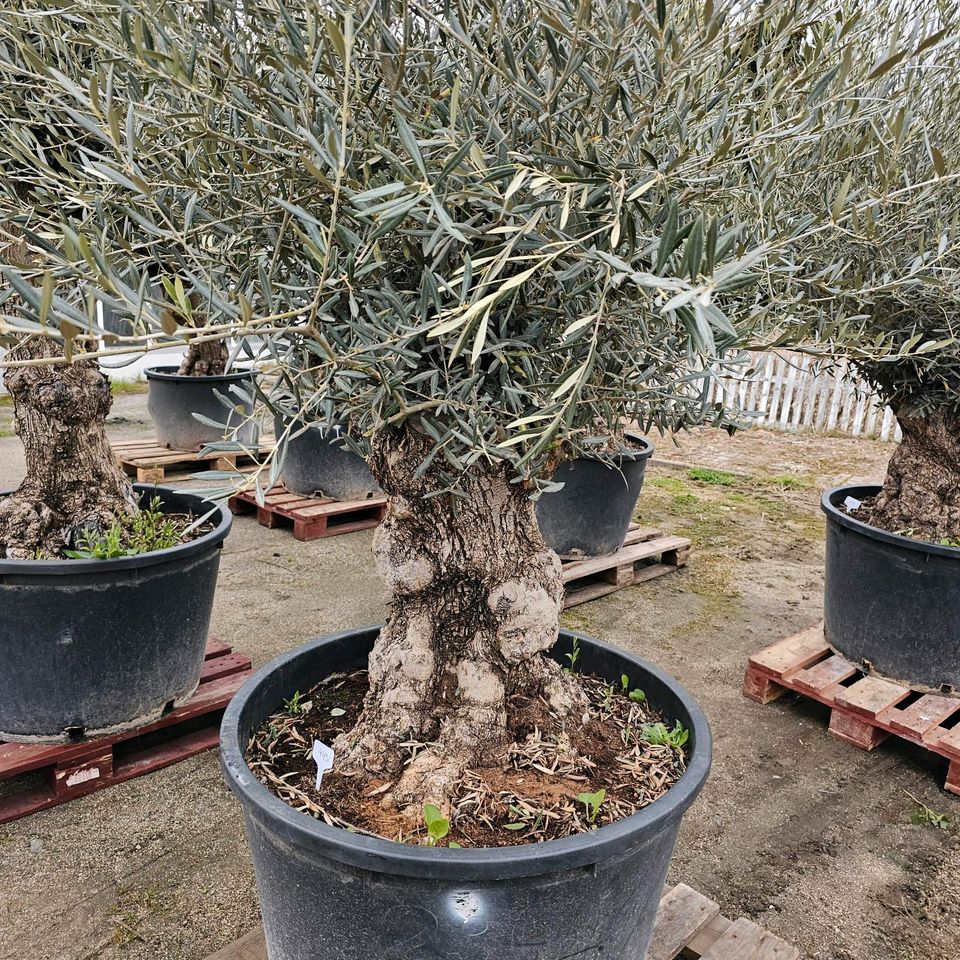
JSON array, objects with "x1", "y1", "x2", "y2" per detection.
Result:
[{"x1": 246, "y1": 666, "x2": 688, "y2": 847}]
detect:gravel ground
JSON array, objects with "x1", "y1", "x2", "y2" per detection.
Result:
[{"x1": 0, "y1": 395, "x2": 956, "y2": 960}]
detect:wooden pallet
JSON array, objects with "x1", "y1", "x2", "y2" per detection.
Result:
[
  {"x1": 204, "y1": 882, "x2": 798, "y2": 960},
  {"x1": 562, "y1": 523, "x2": 691, "y2": 608},
  {"x1": 0, "y1": 639, "x2": 252, "y2": 824},
  {"x1": 113, "y1": 437, "x2": 275, "y2": 483},
  {"x1": 744, "y1": 623, "x2": 960, "y2": 796},
  {"x1": 228, "y1": 484, "x2": 387, "y2": 541}
]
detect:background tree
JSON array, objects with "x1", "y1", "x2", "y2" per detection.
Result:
[
  {"x1": 770, "y1": 1, "x2": 960, "y2": 541},
  {"x1": 1, "y1": 0, "x2": 950, "y2": 809}
]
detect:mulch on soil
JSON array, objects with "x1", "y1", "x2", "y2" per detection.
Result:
[{"x1": 245, "y1": 664, "x2": 688, "y2": 847}]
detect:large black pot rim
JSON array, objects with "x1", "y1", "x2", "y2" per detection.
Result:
[
  {"x1": 0, "y1": 485, "x2": 232, "y2": 576},
  {"x1": 821, "y1": 484, "x2": 960, "y2": 560},
  {"x1": 144, "y1": 365, "x2": 255, "y2": 384},
  {"x1": 586, "y1": 431, "x2": 654, "y2": 466},
  {"x1": 220, "y1": 627, "x2": 711, "y2": 881}
]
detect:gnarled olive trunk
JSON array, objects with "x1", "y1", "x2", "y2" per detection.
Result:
[
  {"x1": 0, "y1": 338, "x2": 137, "y2": 558},
  {"x1": 334, "y1": 425, "x2": 585, "y2": 811},
  {"x1": 177, "y1": 338, "x2": 228, "y2": 377},
  {"x1": 859, "y1": 412, "x2": 960, "y2": 542}
]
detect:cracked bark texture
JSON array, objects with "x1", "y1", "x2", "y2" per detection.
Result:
[
  {"x1": 177, "y1": 338, "x2": 227, "y2": 376},
  {"x1": 858, "y1": 412, "x2": 960, "y2": 542},
  {"x1": 333, "y1": 425, "x2": 586, "y2": 811},
  {"x1": 0, "y1": 338, "x2": 138, "y2": 558}
]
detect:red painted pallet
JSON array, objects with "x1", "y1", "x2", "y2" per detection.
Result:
[
  {"x1": 204, "y1": 882, "x2": 799, "y2": 960},
  {"x1": 744, "y1": 622, "x2": 960, "y2": 796},
  {"x1": 228, "y1": 484, "x2": 387, "y2": 541},
  {"x1": 113, "y1": 437, "x2": 275, "y2": 483},
  {"x1": 0, "y1": 639, "x2": 252, "y2": 824},
  {"x1": 562, "y1": 523, "x2": 691, "y2": 608}
]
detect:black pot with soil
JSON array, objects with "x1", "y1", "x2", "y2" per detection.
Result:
[
  {"x1": 0, "y1": 486, "x2": 231, "y2": 742},
  {"x1": 145, "y1": 366, "x2": 258, "y2": 451},
  {"x1": 823, "y1": 484, "x2": 960, "y2": 694},
  {"x1": 220, "y1": 627, "x2": 711, "y2": 960},
  {"x1": 274, "y1": 415, "x2": 381, "y2": 501},
  {"x1": 536, "y1": 433, "x2": 654, "y2": 558}
]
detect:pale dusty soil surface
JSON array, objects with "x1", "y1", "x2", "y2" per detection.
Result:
[{"x1": 0, "y1": 403, "x2": 957, "y2": 960}]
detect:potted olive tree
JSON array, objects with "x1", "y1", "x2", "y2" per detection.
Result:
[
  {"x1": 773, "y1": 9, "x2": 960, "y2": 694},
  {"x1": 0, "y1": 11, "x2": 256, "y2": 454},
  {"x1": 0, "y1": 23, "x2": 234, "y2": 741},
  {"x1": 0, "y1": 0, "x2": 932, "y2": 956},
  {"x1": 144, "y1": 287, "x2": 258, "y2": 452},
  {"x1": 821, "y1": 319, "x2": 960, "y2": 692},
  {"x1": 0, "y1": 326, "x2": 233, "y2": 742}
]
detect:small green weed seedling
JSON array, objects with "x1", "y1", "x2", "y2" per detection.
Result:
[
  {"x1": 504, "y1": 804, "x2": 529, "y2": 832},
  {"x1": 906, "y1": 792, "x2": 952, "y2": 831},
  {"x1": 564, "y1": 637, "x2": 581, "y2": 673},
  {"x1": 65, "y1": 497, "x2": 180, "y2": 559},
  {"x1": 423, "y1": 803, "x2": 450, "y2": 845},
  {"x1": 283, "y1": 691, "x2": 306, "y2": 715},
  {"x1": 578, "y1": 789, "x2": 606, "y2": 824},
  {"x1": 128, "y1": 497, "x2": 180, "y2": 552},
  {"x1": 65, "y1": 523, "x2": 128, "y2": 559},
  {"x1": 639, "y1": 721, "x2": 690, "y2": 750},
  {"x1": 620, "y1": 674, "x2": 646, "y2": 703},
  {"x1": 504, "y1": 804, "x2": 546, "y2": 835}
]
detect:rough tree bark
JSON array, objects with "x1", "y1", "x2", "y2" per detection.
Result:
[
  {"x1": 177, "y1": 338, "x2": 228, "y2": 376},
  {"x1": 0, "y1": 337, "x2": 138, "y2": 558},
  {"x1": 858, "y1": 412, "x2": 960, "y2": 542},
  {"x1": 333, "y1": 425, "x2": 587, "y2": 812}
]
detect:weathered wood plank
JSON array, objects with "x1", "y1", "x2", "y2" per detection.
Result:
[
  {"x1": 792, "y1": 654, "x2": 857, "y2": 694},
  {"x1": 834, "y1": 676, "x2": 910, "y2": 720},
  {"x1": 561, "y1": 536, "x2": 689, "y2": 583},
  {"x1": 646, "y1": 883, "x2": 721, "y2": 960},
  {"x1": 888, "y1": 695, "x2": 960, "y2": 739},
  {"x1": 748, "y1": 625, "x2": 828, "y2": 680},
  {"x1": 699, "y1": 917, "x2": 766, "y2": 960},
  {"x1": 204, "y1": 929, "x2": 266, "y2": 960}
]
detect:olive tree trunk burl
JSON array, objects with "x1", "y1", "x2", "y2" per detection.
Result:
[
  {"x1": 334, "y1": 426, "x2": 587, "y2": 811},
  {"x1": 0, "y1": 337, "x2": 137, "y2": 559},
  {"x1": 858, "y1": 412, "x2": 960, "y2": 542},
  {"x1": 177, "y1": 337, "x2": 228, "y2": 377}
]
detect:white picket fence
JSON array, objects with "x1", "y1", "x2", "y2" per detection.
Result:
[{"x1": 709, "y1": 351, "x2": 901, "y2": 442}]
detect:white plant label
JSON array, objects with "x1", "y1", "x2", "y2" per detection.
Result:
[
  {"x1": 843, "y1": 496, "x2": 862, "y2": 510},
  {"x1": 312, "y1": 740, "x2": 335, "y2": 789}
]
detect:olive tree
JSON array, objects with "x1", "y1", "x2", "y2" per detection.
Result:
[
  {"x1": 1, "y1": 0, "x2": 944, "y2": 809},
  {"x1": 773, "y1": 2, "x2": 960, "y2": 541}
]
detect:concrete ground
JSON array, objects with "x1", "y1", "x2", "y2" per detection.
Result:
[{"x1": 0, "y1": 391, "x2": 957, "y2": 960}]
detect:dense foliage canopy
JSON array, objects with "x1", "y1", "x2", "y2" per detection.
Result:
[
  {"x1": 769, "y1": 2, "x2": 960, "y2": 420},
  {"x1": 1, "y1": 0, "x2": 956, "y2": 483}
]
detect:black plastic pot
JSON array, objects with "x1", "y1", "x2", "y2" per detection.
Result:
[
  {"x1": 274, "y1": 415, "x2": 380, "y2": 501},
  {"x1": 220, "y1": 628, "x2": 711, "y2": 960},
  {"x1": 823, "y1": 485, "x2": 960, "y2": 694},
  {"x1": 145, "y1": 365, "x2": 257, "y2": 451},
  {"x1": 0, "y1": 486, "x2": 231, "y2": 742},
  {"x1": 536, "y1": 434, "x2": 655, "y2": 558}
]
